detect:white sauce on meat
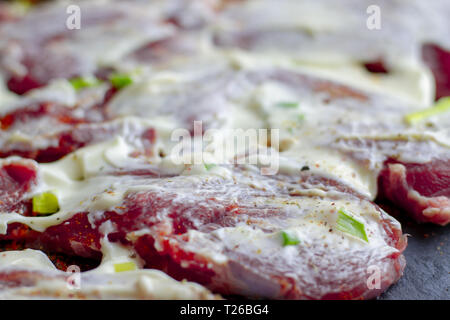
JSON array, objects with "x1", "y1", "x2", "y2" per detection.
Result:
[{"x1": 0, "y1": 249, "x2": 217, "y2": 299}]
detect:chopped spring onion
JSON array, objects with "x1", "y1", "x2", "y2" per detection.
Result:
[
  {"x1": 32, "y1": 192, "x2": 59, "y2": 215},
  {"x1": 276, "y1": 101, "x2": 299, "y2": 108},
  {"x1": 204, "y1": 163, "x2": 216, "y2": 171},
  {"x1": 281, "y1": 231, "x2": 300, "y2": 246},
  {"x1": 405, "y1": 96, "x2": 450, "y2": 125},
  {"x1": 114, "y1": 262, "x2": 136, "y2": 273},
  {"x1": 69, "y1": 77, "x2": 102, "y2": 91},
  {"x1": 336, "y1": 209, "x2": 369, "y2": 242},
  {"x1": 12, "y1": 0, "x2": 33, "y2": 12},
  {"x1": 110, "y1": 73, "x2": 133, "y2": 89}
]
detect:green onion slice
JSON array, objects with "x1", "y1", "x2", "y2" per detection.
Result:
[
  {"x1": 204, "y1": 163, "x2": 216, "y2": 171},
  {"x1": 336, "y1": 209, "x2": 369, "y2": 242},
  {"x1": 276, "y1": 101, "x2": 299, "y2": 108},
  {"x1": 110, "y1": 73, "x2": 133, "y2": 89},
  {"x1": 32, "y1": 192, "x2": 59, "y2": 215},
  {"x1": 114, "y1": 262, "x2": 136, "y2": 273},
  {"x1": 405, "y1": 97, "x2": 450, "y2": 125},
  {"x1": 281, "y1": 231, "x2": 300, "y2": 246},
  {"x1": 69, "y1": 77, "x2": 102, "y2": 91}
]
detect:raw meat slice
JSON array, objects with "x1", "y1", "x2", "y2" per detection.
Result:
[
  {"x1": 422, "y1": 44, "x2": 450, "y2": 101},
  {"x1": 378, "y1": 159, "x2": 450, "y2": 226},
  {"x1": 0, "y1": 159, "x2": 37, "y2": 214},
  {"x1": 0, "y1": 98, "x2": 159, "y2": 162},
  {"x1": 238, "y1": 68, "x2": 450, "y2": 225},
  {"x1": 0, "y1": 160, "x2": 407, "y2": 299},
  {"x1": 0, "y1": 259, "x2": 216, "y2": 299},
  {"x1": 0, "y1": 1, "x2": 171, "y2": 94}
]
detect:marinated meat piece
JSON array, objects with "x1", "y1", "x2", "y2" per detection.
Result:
[
  {"x1": 0, "y1": 262, "x2": 216, "y2": 299},
  {"x1": 242, "y1": 68, "x2": 450, "y2": 226},
  {"x1": 0, "y1": 160, "x2": 407, "y2": 299},
  {"x1": 0, "y1": 98, "x2": 160, "y2": 162},
  {"x1": 422, "y1": 44, "x2": 450, "y2": 101},
  {"x1": 378, "y1": 159, "x2": 450, "y2": 226},
  {"x1": 0, "y1": 1, "x2": 172, "y2": 94},
  {"x1": 0, "y1": 160, "x2": 37, "y2": 214}
]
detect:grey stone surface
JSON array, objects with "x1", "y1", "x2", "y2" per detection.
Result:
[{"x1": 379, "y1": 216, "x2": 449, "y2": 300}]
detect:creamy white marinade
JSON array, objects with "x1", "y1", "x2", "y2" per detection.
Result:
[
  {"x1": 0, "y1": 249, "x2": 217, "y2": 299},
  {"x1": 0, "y1": 0, "x2": 448, "y2": 299}
]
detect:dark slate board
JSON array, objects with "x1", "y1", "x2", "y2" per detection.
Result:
[{"x1": 378, "y1": 212, "x2": 449, "y2": 300}]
